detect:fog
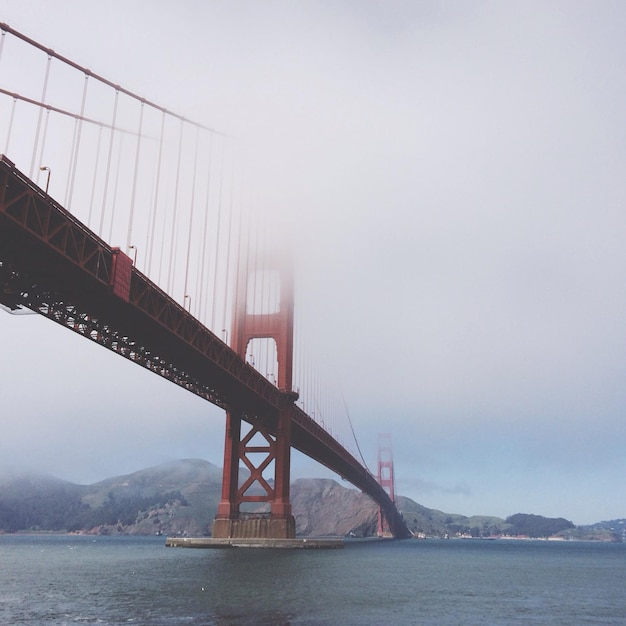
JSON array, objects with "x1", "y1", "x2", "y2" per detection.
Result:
[{"x1": 1, "y1": 1, "x2": 626, "y2": 525}]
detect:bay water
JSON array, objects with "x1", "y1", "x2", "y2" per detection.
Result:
[{"x1": 1, "y1": 535, "x2": 624, "y2": 625}]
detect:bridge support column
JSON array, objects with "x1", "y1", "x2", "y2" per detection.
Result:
[
  {"x1": 214, "y1": 410, "x2": 242, "y2": 523},
  {"x1": 268, "y1": 405, "x2": 294, "y2": 535},
  {"x1": 212, "y1": 251, "x2": 296, "y2": 540},
  {"x1": 212, "y1": 405, "x2": 296, "y2": 539}
]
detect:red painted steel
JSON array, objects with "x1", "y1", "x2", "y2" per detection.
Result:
[
  {"x1": 111, "y1": 249, "x2": 133, "y2": 302},
  {"x1": 214, "y1": 256, "x2": 296, "y2": 538},
  {"x1": 232, "y1": 254, "x2": 295, "y2": 392},
  {"x1": 0, "y1": 155, "x2": 412, "y2": 539}
]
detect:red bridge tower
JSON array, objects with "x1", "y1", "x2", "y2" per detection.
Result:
[
  {"x1": 377, "y1": 433, "x2": 396, "y2": 538},
  {"x1": 212, "y1": 254, "x2": 297, "y2": 539}
]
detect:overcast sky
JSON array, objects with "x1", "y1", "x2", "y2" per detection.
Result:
[{"x1": 2, "y1": 1, "x2": 626, "y2": 526}]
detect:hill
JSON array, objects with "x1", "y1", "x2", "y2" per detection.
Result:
[
  {"x1": 0, "y1": 460, "x2": 618, "y2": 540},
  {"x1": 0, "y1": 459, "x2": 220, "y2": 536}
]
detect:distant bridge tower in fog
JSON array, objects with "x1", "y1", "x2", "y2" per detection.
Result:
[{"x1": 377, "y1": 433, "x2": 397, "y2": 538}]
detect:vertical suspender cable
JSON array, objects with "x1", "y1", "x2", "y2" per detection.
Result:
[
  {"x1": 306, "y1": 348, "x2": 314, "y2": 416},
  {"x1": 256, "y1": 223, "x2": 266, "y2": 372},
  {"x1": 229, "y1": 169, "x2": 245, "y2": 348},
  {"x1": 220, "y1": 156, "x2": 235, "y2": 339},
  {"x1": 242, "y1": 192, "x2": 256, "y2": 364},
  {"x1": 210, "y1": 141, "x2": 225, "y2": 330},
  {"x1": 294, "y1": 302, "x2": 302, "y2": 405},
  {"x1": 167, "y1": 118, "x2": 184, "y2": 296},
  {"x1": 300, "y1": 328, "x2": 307, "y2": 411},
  {"x1": 87, "y1": 126, "x2": 103, "y2": 228},
  {"x1": 248, "y1": 197, "x2": 260, "y2": 363},
  {"x1": 142, "y1": 157, "x2": 157, "y2": 278},
  {"x1": 107, "y1": 134, "x2": 124, "y2": 243},
  {"x1": 293, "y1": 299, "x2": 300, "y2": 396},
  {"x1": 260, "y1": 216, "x2": 268, "y2": 372},
  {"x1": 65, "y1": 126, "x2": 79, "y2": 207},
  {"x1": 143, "y1": 166, "x2": 157, "y2": 273},
  {"x1": 324, "y1": 382, "x2": 330, "y2": 438},
  {"x1": 239, "y1": 183, "x2": 253, "y2": 359},
  {"x1": 261, "y1": 214, "x2": 268, "y2": 321},
  {"x1": 36, "y1": 107, "x2": 51, "y2": 181},
  {"x1": 29, "y1": 54, "x2": 51, "y2": 179},
  {"x1": 296, "y1": 273, "x2": 308, "y2": 403},
  {"x1": 183, "y1": 126, "x2": 200, "y2": 312},
  {"x1": 99, "y1": 89, "x2": 119, "y2": 237},
  {"x1": 28, "y1": 54, "x2": 52, "y2": 180},
  {"x1": 146, "y1": 110, "x2": 166, "y2": 277},
  {"x1": 4, "y1": 96, "x2": 16, "y2": 155},
  {"x1": 66, "y1": 72, "x2": 90, "y2": 210},
  {"x1": 197, "y1": 133, "x2": 214, "y2": 325},
  {"x1": 263, "y1": 225, "x2": 270, "y2": 378},
  {"x1": 315, "y1": 372, "x2": 321, "y2": 427},
  {"x1": 157, "y1": 192, "x2": 168, "y2": 287},
  {"x1": 126, "y1": 99, "x2": 145, "y2": 255}
]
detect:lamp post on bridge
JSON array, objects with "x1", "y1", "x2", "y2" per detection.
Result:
[
  {"x1": 128, "y1": 245, "x2": 138, "y2": 265},
  {"x1": 39, "y1": 166, "x2": 51, "y2": 195}
]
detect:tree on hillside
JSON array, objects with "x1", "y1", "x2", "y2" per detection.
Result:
[{"x1": 505, "y1": 513, "x2": 574, "y2": 537}]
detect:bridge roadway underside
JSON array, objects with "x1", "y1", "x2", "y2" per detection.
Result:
[{"x1": 0, "y1": 155, "x2": 411, "y2": 539}]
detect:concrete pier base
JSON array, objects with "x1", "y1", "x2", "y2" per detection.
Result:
[
  {"x1": 165, "y1": 536, "x2": 344, "y2": 549},
  {"x1": 212, "y1": 515, "x2": 296, "y2": 540}
]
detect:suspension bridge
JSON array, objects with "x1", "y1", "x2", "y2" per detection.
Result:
[{"x1": 0, "y1": 23, "x2": 411, "y2": 543}]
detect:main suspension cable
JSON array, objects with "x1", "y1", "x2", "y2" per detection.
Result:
[
  {"x1": 342, "y1": 394, "x2": 371, "y2": 473},
  {"x1": 0, "y1": 22, "x2": 230, "y2": 139}
]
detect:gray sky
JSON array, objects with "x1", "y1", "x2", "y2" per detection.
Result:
[{"x1": 2, "y1": 0, "x2": 626, "y2": 525}]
